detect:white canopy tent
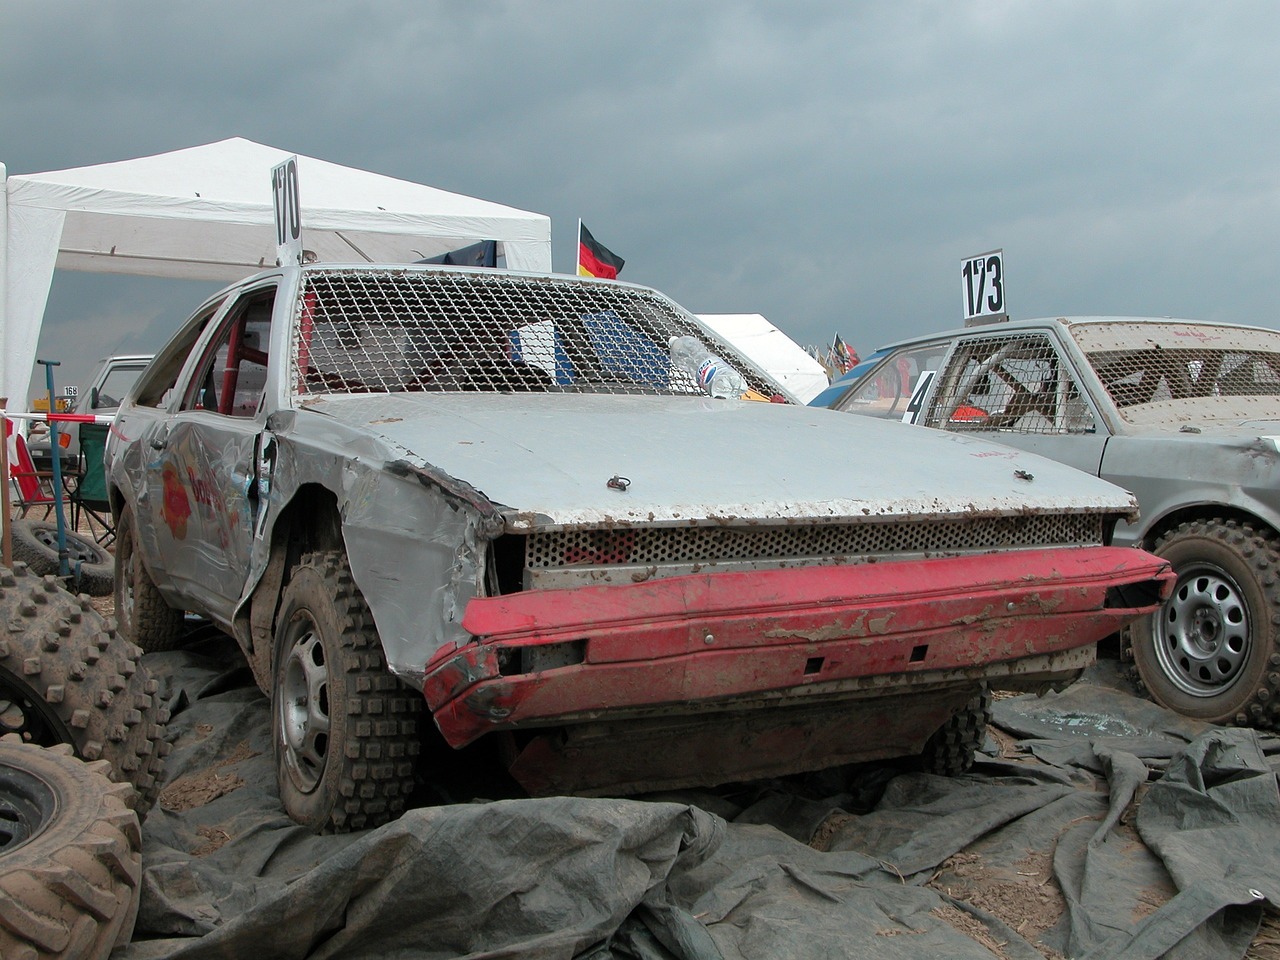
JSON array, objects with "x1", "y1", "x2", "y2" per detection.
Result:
[
  {"x1": 0, "y1": 138, "x2": 553, "y2": 408},
  {"x1": 698, "y1": 313, "x2": 831, "y2": 404}
]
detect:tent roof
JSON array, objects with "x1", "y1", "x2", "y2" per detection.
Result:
[
  {"x1": 1, "y1": 138, "x2": 552, "y2": 405},
  {"x1": 698, "y1": 313, "x2": 831, "y2": 403}
]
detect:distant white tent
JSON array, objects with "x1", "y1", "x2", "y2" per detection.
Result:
[
  {"x1": 698, "y1": 313, "x2": 830, "y2": 404},
  {"x1": 0, "y1": 138, "x2": 553, "y2": 407}
]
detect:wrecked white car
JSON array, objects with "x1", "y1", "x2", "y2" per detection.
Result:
[
  {"x1": 823, "y1": 316, "x2": 1280, "y2": 729},
  {"x1": 105, "y1": 265, "x2": 1172, "y2": 832}
]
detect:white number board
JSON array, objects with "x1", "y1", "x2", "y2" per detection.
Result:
[
  {"x1": 961, "y1": 250, "x2": 1006, "y2": 322},
  {"x1": 903, "y1": 370, "x2": 935, "y2": 424},
  {"x1": 271, "y1": 156, "x2": 303, "y2": 267}
]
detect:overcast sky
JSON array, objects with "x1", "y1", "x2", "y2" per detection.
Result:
[{"x1": 4, "y1": 1, "x2": 1280, "y2": 397}]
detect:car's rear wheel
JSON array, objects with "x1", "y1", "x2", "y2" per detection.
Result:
[
  {"x1": 0, "y1": 738, "x2": 142, "y2": 960},
  {"x1": 1130, "y1": 519, "x2": 1280, "y2": 726},
  {"x1": 271, "y1": 550, "x2": 422, "y2": 833},
  {"x1": 920, "y1": 691, "x2": 991, "y2": 776},
  {"x1": 114, "y1": 503, "x2": 186, "y2": 652}
]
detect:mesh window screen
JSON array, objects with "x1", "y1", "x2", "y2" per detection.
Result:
[
  {"x1": 1069, "y1": 322, "x2": 1280, "y2": 411},
  {"x1": 290, "y1": 269, "x2": 778, "y2": 399},
  {"x1": 926, "y1": 333, "x2": 1096, "y2": 435}
]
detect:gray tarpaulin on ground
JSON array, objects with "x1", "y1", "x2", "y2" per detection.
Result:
[{"x1": 117, "y1": 635, "x2": 1280, "y2": 960}]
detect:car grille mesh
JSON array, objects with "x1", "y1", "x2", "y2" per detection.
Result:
[
  {"x1": 525, "y1": 514, "x2": 1108, "y2": 569},
  {"x1": 924, "y1": 332, "x2": 1097, "y2": 435},
  {"x1": 291, "y1": 268, "x2": 778, "y2": 398}
]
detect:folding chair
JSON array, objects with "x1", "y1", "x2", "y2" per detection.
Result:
[
  {"x1": 5, "y1": 418, "x2": 57, "y2": 520},
  {"x1": 69, "y1": 422, "x2": 115, "y2": 545}
]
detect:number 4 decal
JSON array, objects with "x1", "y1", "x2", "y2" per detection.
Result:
[{"x1": 903, "y1": 370, "x2": 935, "y2": 424}]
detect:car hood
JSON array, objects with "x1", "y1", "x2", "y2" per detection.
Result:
[{"x1": 297, "y1": 393, "x2": 1138, "y2": 529}]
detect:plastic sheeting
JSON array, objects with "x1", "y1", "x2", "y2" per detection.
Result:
[{"x1": 118, "y1": 633, "x2": 1280, "y2": 960}]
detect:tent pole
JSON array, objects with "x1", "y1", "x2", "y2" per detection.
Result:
[
  {"x1": 1, "y1": 400, "x2": 10, "y2": 567},
  {"x1": 1, "y1": 162, "x2": 8, "y2": 408}
]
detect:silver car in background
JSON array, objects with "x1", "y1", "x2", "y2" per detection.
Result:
[{"x1": 825, "y1": 316, "x2": 1280, "y2": 727}]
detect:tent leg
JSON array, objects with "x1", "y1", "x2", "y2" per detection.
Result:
[{"x1": 1, "y1": 399, "x2": 11, "y2": 567}]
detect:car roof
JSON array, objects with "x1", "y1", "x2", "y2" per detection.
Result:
[{"x1": 866, "y1": 315, "x2": 1279, "y2": 353}]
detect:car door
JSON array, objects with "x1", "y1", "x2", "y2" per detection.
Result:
[
  {"x1": 140, "y1": 282, "x2": 278, "y2": 619},
  {"x1": 920, "y1": 329, "x2": 1110, "y2": 477}
]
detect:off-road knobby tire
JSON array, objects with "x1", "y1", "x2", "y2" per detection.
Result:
[
  {"x1": 114, "y1": 503, "x2": 186, "y2": 652},
  {"x1": 10, "y1": 519, "x2": 114, "y2": 598},
  {"x1": 920, "y1": 692, "x2": 992, "y2": 776},
  {"x1": 0, "y1": 562, "x2": 169, "y2": 810},
  {"x1": 1130, "y1": 518, "x2": 1280, "y2": 727},
  {"x1": 272, "y1": 550, "x2": 422, "y2": 833},
  {"x1": 0, "y1": 738, "x2": 142, "y2": 960}
]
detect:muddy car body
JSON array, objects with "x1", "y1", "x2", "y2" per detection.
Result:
[
  {"x1": 822, "y1": 316, "x2": 1280, "y2": 728},
  {"x1": 105, "y1": 267, "x2": 1171, "y2": 831}
]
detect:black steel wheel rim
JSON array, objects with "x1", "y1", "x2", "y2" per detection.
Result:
[{"x1": 0, "y1": 761, "x2": 56, "y2": 854}]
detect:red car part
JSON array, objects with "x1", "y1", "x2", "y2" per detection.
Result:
[{"x1": 425, "y1": 546, "x2": 1172, "y2": 755}]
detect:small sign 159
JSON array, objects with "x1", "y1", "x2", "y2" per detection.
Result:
[
  {"x1": 961, "y1": 250, "x2": 1005, "y2": 321},
  {"x1": 271, "y1": 156, "x2": 303, "y2": 266}
]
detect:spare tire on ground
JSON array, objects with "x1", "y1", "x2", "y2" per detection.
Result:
[
  {"x1": 0, "y1": 737, "x2": 143, "y2": 960},
  {"x1": 0, "y1": 561, "x2": 169, "y2": 810},
  {"x1": 9, "y1": 518, "x2": 114, "y2": 597}
]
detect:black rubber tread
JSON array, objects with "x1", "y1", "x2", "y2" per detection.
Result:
[
  {"x1": 920, "y1": 692, "x2": 992, "y2": 776},
  {"x1": 0, "y1": 738, "x2": 142, "y2": 960},
  {"x1": 1130, "y1": 518, "x2": 1280, "y2": 728},
  {"x1": 272, "y1": 550, "x2": 422, "y2": 833},
  {"x1": 113, "y1": 504, "x2": 186, "y2": 653},
  {"x1": 0, "y1": 562, "x2": 170, "y2": 811},
  {"x1": 9, "y1": 520, "x2": 113, "y2": 597}
]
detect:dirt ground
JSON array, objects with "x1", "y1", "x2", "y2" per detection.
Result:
[{"x1": 10, "y1": 508, "x2": 1280, "y2": 958}]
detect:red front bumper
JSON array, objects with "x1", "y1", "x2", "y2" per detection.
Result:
[{"x1": 422, "y1": 546, "x2": 1172, "y2": 748}]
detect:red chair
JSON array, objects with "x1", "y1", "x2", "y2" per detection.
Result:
[{"x1": 5, "y1": 418, "x2": 57, "y2": 520}]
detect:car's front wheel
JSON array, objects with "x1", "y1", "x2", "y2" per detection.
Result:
[
  {"x1": 1130, "y1": 518, "x2": 1280, "y2": 726},
  {"x1": 271, "y1": 550, "x2": 422, "y2": 833}
]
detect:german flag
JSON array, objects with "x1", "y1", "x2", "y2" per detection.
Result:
[{"x1": 577, "y1": 222, "x2": 625, "y2": 279}]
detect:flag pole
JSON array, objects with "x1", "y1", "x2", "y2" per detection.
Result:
[{"x1": 575, "y1": 218, "x2": 583, "y2": 276}]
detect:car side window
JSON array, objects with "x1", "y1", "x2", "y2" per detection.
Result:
[
  {"x1": 92, "y1": 366, "x2": 145, "y2": 410},
  {"x1": 181, "y1": 288, "x2": 275, "y2": 417},
  {"x1": 926, "y1": 333, "x2": 1097, "y2": 435},
  {"x1": 132, "y1": 300, "x2": 225, "y2": 408},
  {"x1": 836, "y1": 343, "x2": 950, "y2": 421}
]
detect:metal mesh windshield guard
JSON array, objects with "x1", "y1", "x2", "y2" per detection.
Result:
[
  {"x1": 1070, "y1": 321, "x2": 1280, "y2": 410},
  {"x1": 291, "y1": 268, "x2": 778, "y2": 398},
  {"x1": 924, "y1": 332, "x2": 1097, "y2": 435}
]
